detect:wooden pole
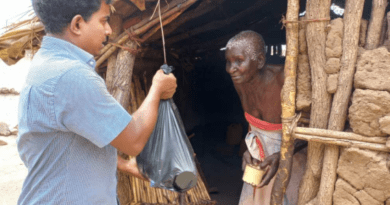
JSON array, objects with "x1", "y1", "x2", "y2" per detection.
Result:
[
  {"x1": 297, "y1": 1, "x2": 332, "y2": 205},
  {"x1": 270, "y1": 0, "x2": 299, "y2": 204},
  {"x1": 110, "y1": 40, "x2": 138, "y2": 108},
  {"x1": 108, "y1": 40, "x2": 137, "y2": 205},
  {"x1": 294, "y1": 127, "x2": 387, "y2": 144},
  {"x1": 106, "y1": 14, "x2": 123, "y2": 92},
  {"x1": 293, "y1": 133, "x2": 390, "y2": 153},
  {"x1": 365, "y1": 0, "x2": 388, "y2": 50},
  {"x1": 315, "y1": 1, "x2": 365, "y2": 205}
]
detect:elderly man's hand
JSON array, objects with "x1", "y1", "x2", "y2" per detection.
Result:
[
  {"x1": 117, "y1": 156, "x2": 149, "y2": 181},
  {"x1": 258, "y1": 152, "x2": 280, "y2": 188},
  {"x1": 242, "y1": 150, "x2": 261, "y2": 171}
]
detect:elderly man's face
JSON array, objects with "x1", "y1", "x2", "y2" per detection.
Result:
[{"x1": 225, "y1": 42, "x2": 260, "y2": 84}]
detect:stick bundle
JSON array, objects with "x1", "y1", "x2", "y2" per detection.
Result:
[{"x1": 95, "y1": 0, "x2": 197, "y2": 68}]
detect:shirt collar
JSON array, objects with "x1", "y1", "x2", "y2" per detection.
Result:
[{"x1": 41, "y1": 36, "x2": 96, "y2": 69}]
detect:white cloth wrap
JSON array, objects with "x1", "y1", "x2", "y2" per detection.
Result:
[{"x1": 239, "y1": 124, "x2": 307, "y2": 205}]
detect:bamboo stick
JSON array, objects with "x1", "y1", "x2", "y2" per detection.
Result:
[
  {"x1": 132, "y1": 177, "x2": 138, "y2": 202},
  {"x1": 157, "y1": 188, "x2": 164, "y2": 203},
  {"x1": 294, "y1": 127, "x2": 387, "y2": 144},
  {"x1": 151, "y1": 183, "x2": 157, "y2": 204},
  {"x1": 135, "y1": 178, "x2": 140, "y2": 203},
  {"x1": 270, "y1": 0, "x2": 299, "y2": 204},
  {"x1": 297, "y1": 1, "x2": 332, "y2": 204},
  {"x1": 140, "y1": 179, "x2": 146, "y2": 203},
  {"x1": 316, "y1": 1, "x2": 365, "y2": 204},
  {"x1": 293, "y1": 133, "x2": 390, "y2": 153}
]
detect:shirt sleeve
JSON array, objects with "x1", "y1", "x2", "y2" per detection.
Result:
[{"x1": 54, "y1": 66, "x2": 132, "y2": 148}]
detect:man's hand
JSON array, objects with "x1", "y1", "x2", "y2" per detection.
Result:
[
  {"x1": 258, "y1": 152, "x2": 280, "y2": 188},
  {"x1": 117, "y1": 156, "x2": 149, "y2": 181},
  {"x1": 151, "y1": 69, "x2": 177, "y2": 99}
]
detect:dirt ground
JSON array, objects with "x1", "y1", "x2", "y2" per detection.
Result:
[{"x1": 0, "y1": 135, "x2": 27, "y2": 205}]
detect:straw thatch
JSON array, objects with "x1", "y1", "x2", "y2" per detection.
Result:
[{"x1": 0, "y1": 16, "x2": 43, "y2": 65}]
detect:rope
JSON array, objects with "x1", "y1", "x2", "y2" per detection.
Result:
[
  {"x1": 281, "y1": 112, "x2": 302, "y2": 135},
  {"x1": 124, "y1": 28, "x2": 143, "y2": 46},
  {"x1": 108, "y1": 42, "x2": 139, "y2": 55},
  {"x1": 158, "y1": 0, "x2": 168, "y2": 64},
  {"x1": 280, "y1": 15, "x2": 331, "y2": 29}
]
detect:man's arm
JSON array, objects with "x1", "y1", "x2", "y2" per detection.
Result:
[{"x1": 110, "y1": 69, "x2": 176, "y2": 156}]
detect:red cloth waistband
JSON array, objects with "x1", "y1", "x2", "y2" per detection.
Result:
[{"x1": 245, "y1": 112, "x2": 282, "y2": 131}]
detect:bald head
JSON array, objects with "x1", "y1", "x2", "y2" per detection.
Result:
[{"x1": 226, "y1": 30, "x2": 266, "y2": 63}]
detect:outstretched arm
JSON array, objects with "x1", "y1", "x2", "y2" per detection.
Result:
[{"x1": 110, "y1": 69, "x2": 177, "y2": 156}]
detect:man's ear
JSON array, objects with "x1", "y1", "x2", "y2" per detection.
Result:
[
  {"x1": 69, "y1": 15, "x2": 84, "y2": 36},
  {"x1": 257, "y1": 53, "x2": 266, "y2": 69}
]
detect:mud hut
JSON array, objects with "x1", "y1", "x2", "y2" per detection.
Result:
[{"x1": 2, "y1": 0, "x2": 390, "y2": 204}]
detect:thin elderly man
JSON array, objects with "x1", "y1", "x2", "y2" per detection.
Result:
[
  {"x1": 225, "y1": 30, "x2": 307, "y2": 205},
  {"x1": 17, "y1": 0, "x2": 177, "y2": 204}
]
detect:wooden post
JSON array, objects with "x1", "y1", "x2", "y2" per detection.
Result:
[
  {"x1": 316, "y1": 1, "x2": 365, "y2": 205},
  {"x1": 297, "y1": 0, "x2": 332, "y2": 205},
  {"x1": 109, "y1": 40, "x2": 138, "y2": 205},
  {"x1": 365, "y1": 0, "x2": 388, "y2": 50},
  {"x1": 270, "y1": 0, "x2": 299, "y2": 204},
  {"x1": 106, "y1": 14, "x2": 123, "y2": 93},
  {"x1": 110, "y1": 40, "x2": 138, "y2": 107}
]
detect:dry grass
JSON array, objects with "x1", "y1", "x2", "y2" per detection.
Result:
[{"x1": 0, "y1": 15, "x2": 44, "y2": 65}]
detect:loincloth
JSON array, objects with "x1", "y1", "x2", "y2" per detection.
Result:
[{"x1": 239, "y1": 113, "x2": 306, "y2": 205}]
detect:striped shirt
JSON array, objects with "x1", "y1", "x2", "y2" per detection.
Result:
[{"x1": 17, "y1": 36, "x2": 131, "y2": 204}]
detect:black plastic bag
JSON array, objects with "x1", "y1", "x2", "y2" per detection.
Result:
[{"x1": 136, "y1": 65, "x2": 197, "y2": 192}]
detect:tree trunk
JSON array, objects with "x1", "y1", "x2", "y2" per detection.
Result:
[
  {"x1": 316, "y1": 1, "x2": 365, "y2": 205},
  {"x1": 110, "y1": 40, "x2": 137, "y2": 108},
  {"x1": 106, "y1": 14, "x2": 123, "y2": 93},
  {"x1": 365, "y1": 0, "x2": 387, "y2": 50},
  {"x1": 270, "y1": 0, "x2": 299, "y2": 204},
  {"x1": 297, "y1": 1, "x2": 331, "y2": 205},
  {"x1": 109, "y1": 40, "x2": 138, "y2": 205}
]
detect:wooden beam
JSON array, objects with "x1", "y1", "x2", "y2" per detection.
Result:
[
  {"x1": 297, "y1": 0, "x2": 332, "y2": 204},
  {"x1": 316, "y1": 1, "x2": 365, "y2": 205},
  {"x1": 294, "y1": 127, "x2": 387, "y2": 144},
  {"x1": 293, "y1": 133, "x2": 390, "y2": 153},
  {"x1": 270, "y1": 0, "x2": 299, "y2": 204}
]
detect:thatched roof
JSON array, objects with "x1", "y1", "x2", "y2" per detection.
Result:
[
  {"x1": 0, "y1": 0, "x2": 380, "y2": 67},
  {"x1": 0, "y1": 0, "x2": 290, "y2": 65}
]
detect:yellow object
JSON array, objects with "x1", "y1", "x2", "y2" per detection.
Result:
[{"x1": 242, "y1": 164, "x2": 265, "y2": 187}]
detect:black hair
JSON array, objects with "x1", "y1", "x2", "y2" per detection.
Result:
[{"x1": 32, "y1": 0, "x2": 112, "y2": 34}]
